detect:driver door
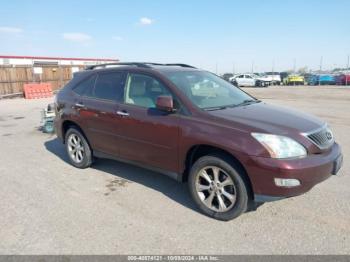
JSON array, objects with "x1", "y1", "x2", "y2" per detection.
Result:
[{"x1": 116, "y1": 72, "x2": 181, "y2": 173}]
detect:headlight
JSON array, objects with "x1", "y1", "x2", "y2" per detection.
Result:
[{"x1": 252, "y1": 133, "x2": 307, "y2": 159}]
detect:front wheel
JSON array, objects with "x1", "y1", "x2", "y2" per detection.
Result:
[{"x1": 188, "y1": 155, "x2": 249, "y2": 221}]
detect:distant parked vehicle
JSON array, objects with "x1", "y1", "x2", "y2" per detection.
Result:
[
  {"x1": 263, "y1": 72, "x2": 282, "y2": 85},
  {"x1": 284, "y1": 75, "x2": 305, "y2": 85},
  {"x1": 303, "y1": 73, "x2": 314, "y2": 85},
  {"x1": 307, "y1": 74, "x2": 336, "y2": 85},
  {"x1": 279, "y1": 72, "x2": 289, "y2": 84},
  {"x1": 306, "y1": 75, "x2": 318, "y2": 85},
  {"x1": 230, "y1": 74, "x2": 268, "y2": 87},
  {"x1": 335, "y1": 74, "x2": 350, "y2": 85},
  {"x1": 230, "y1": 74, "x2": 255, "y2": 87},
  {"x1": 320, "y1": 74, "x2": 336, "y2": 85},
  {"x1": 222, "y1": 73, "x2": 234, "y2": 81}
]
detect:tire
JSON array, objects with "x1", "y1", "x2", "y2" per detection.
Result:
[
  {"x1": 65, "y1": 127, "x2": 93, "y2": 169},
  {"x1": 188, "y1": 155, "x2": 249, "y2": 221}
]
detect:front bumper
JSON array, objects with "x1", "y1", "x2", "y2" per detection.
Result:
[{"x1": 246, "y1": 143, "x2": 342, "y2": 201}]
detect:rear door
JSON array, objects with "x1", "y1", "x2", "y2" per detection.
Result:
[
  {"x1": 74, "y1": 71, "x2": 126, "y2": 156},
  {"x1": 116, "y1": 72, "x2": 181, "y2": 173}
]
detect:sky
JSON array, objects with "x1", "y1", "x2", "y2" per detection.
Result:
[{"x1": 0, "y1": 0, "x2": 349, "y2": 73}]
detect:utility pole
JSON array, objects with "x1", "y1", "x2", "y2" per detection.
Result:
[
  {"x1": 251, "y1": 60, "x2": 254, "y2": 73},
  {"x1": 215, "y1": 63, "x2": 218, "y2": 75},
  {"x1": 232, "y1": 63, "x2": 235, "y2": 75},
  {"x1": 319, "y1": 56, "x2": 323, "y2": 86},
  {"x1": 59, "y1": 61, "x2": 63, "y2": 88},
  {"x1": 346, "y1": 55, "x2": 349, "y2": 86},
  {"x1": 293, "y1": 58, "x2": 296, "y2": 73}
]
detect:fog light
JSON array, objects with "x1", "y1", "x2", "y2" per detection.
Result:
[{"x1": 274, "y1": 178, "x2": 300, "y2": 187}]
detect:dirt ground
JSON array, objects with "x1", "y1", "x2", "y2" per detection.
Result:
[{"x1": 0, "y1": 85, "x2": 349, "y2": 254}]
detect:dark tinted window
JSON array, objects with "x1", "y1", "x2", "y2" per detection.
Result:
[
  {"x1": 72, "y1": 74, "x2": 96, "y2": 95},
  {"x1": 93, "y1": 72, "x2": 126, "y2": 101}
]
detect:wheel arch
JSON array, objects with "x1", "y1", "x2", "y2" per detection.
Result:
[
  {"x1": 62, "y1": 120, "x2": 87, "y2": 144},
  {"x1": 182, "y1": 144, "x2": 254, "y2": 199}
]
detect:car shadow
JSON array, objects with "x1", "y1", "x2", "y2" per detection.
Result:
[
  {"x1": 45, "y1": 138, "x2": 263, "y2": 216},
  {"x1": 44, "y1": 138, "x2": 199, "y2": 213}
]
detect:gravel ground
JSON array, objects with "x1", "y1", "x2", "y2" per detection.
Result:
[{"x1": 0, "y1": 85, "x2": 349, "y2": 254}]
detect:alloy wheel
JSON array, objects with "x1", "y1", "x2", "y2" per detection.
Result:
[
  {"x1": 67, "y1": 133, "x2": 85, "y2": 163},
  {"x1": 195, "y1": 166, "x2": 237, "y2": 212}
]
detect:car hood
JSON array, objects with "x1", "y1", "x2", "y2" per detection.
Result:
[{"x1": 207, "y1": 102, "x2": 325, "y2": 135}]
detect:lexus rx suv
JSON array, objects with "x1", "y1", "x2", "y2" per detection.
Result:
[{"x1": 54, "y1": 62, "x2": 343, "y2": 221}]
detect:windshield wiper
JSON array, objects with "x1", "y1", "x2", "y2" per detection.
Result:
[
  {"x1": 234, "y1": 99, "x2": 261, "y2": 107},
  {"x1": 204, "y1": 99, "x2": 260, "y2": 111},
  {"x1": 204, "y1": 105, "x2": 229, "y2": 111}
]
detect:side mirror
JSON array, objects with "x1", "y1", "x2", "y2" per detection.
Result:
[{"x1": 156, "y1": 95, "x2": 174, "y2": 112}]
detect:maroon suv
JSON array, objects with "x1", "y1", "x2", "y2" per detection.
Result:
[{"x1": 54, "y1": 63, "x2": 343, "y2": 221}]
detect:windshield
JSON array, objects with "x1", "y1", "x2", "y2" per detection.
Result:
[{"x1": 162, "y1": 70, "x2": 256, "y2": 110}]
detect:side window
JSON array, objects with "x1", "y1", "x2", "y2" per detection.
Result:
[
  {"x1": 93, "y1": 72, "x2": 126, "y2": 101},
  {"x1": 72, "y1": 74, "x2": 96, "y2": 96},
  {"x1": 245, "y1": 75, "x2": 252, "y2": 79},
  {"x1": 124, "y1": 73, "x2": 172, "y2": 108}
]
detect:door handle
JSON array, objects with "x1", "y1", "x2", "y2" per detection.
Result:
[
  {"x1": 116, "y1": 111, "x2": 130, "y2": 117},
  {"x1": 74, "y1": 103, "x2": 85, "y2": 109}
]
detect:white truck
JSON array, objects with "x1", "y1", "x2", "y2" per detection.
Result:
[{"x1": 261, "y1": 72, "x2": 282, "y2": 85}]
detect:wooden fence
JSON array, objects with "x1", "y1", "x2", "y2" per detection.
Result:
[{"x1": 0, "y1": 65, "x2": 84, "y2": 95}]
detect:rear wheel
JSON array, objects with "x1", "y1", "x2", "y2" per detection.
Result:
[
  {"x1": 65, "y1": 127, "x2": 93, "y2": 169},
  {"x1": 188, "y1": 155, "x2": 249, "y2": 221}
]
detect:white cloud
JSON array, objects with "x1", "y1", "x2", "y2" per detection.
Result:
[
  {"x1": 0, "y1": 26, "x2": 23, "y2": 34},
  {"x1": 62, "y1": 32, "x2": 92, "y2": 43},
  {"x1": 139, "y1": 17, "x2": 154, "y2": 26},
  {"x1": 112, "y1": 36, "x2": 123, "y2": 41}
]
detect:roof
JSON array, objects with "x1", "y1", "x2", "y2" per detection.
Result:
[
  {"x1": 0, "y1": 55, "x2": 118, "y2": 62},
  {"x1": 85, "y1": 62, "x2": 197, "y2": 71},
  {"x1": 72, "y1": 63, "x2": 199, "y2": 79}
]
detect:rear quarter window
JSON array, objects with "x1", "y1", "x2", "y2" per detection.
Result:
[
  {"x1": 72, "y1": 74, "x2": 97, "y2": 96},
  {"x1": 93, "y1": 72, "x2": 126, "y2": 101}
]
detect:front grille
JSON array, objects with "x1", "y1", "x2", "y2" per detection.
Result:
[{"x1": 305, "y1": 126, "x2": 334, "y2": 149}]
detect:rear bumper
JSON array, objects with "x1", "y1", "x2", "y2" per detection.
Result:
[
  {"x1": 54, "y1": 117, "x2": 64, "y2": 142},
  {"x1": 246, "y1": 143, "x2": 342, "y2": 201}
]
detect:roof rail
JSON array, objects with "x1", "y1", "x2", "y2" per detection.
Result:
[
  {"x1": 164, "y1": 63, "x2": 196, "y2": 68},
  {"x1": 85, "y1": 62, "x2": 152, "y2": 70},
  {"x1": 143, "y1": 63, "x2": 196, "y2": 68},
  {"x1": 85, "y1": 62, "x2": 197, "y2": 70}
]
